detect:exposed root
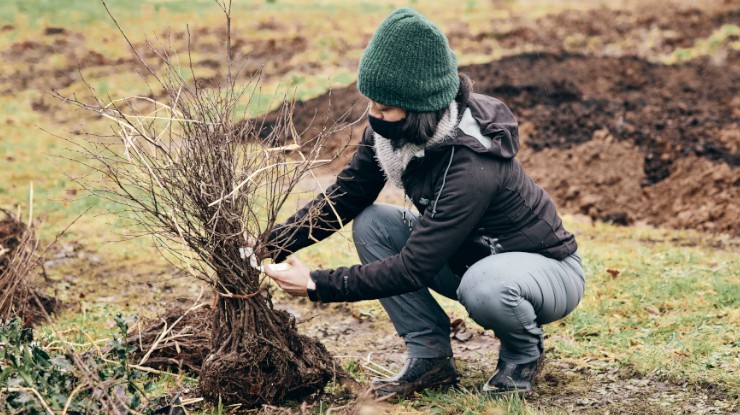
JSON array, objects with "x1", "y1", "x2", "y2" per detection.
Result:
[
  {"x1": 129, "y1": 299, "x2": 348, "y2": 408},
  {"x1": 198, "y1": 298, "x2": 341, "y2": 407},
  {"x1": 127, "y1": 301, "x2": 212, "y2": 374}
]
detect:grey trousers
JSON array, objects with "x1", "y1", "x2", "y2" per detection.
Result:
[{"x1": 352, "y1": 204, "x2": 586, "y2": 363}]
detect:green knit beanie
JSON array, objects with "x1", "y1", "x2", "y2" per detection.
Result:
[{"x1": 357, "y1": 7, "x2": 459, "y2": 112}]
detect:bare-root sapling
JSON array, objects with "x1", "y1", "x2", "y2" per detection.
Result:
[{"x1": 55, "y1": 1, "x2": 353, "y2": 406}]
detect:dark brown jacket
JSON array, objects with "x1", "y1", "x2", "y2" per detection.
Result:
[{"x1": 269, "y1": 93, "x2": 577, "y2": 302}]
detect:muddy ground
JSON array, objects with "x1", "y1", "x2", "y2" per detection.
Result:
[
  {"x1": 447, "y1": 3, "x2": 740, "y2": 61},
  {"x1": 4, "y1": 2, "x2": 737, "y2": 96},
  {"x1": 127, "y1": 298, "x2": 737, "y2": 414},
  {"x1": 293, "y1": 302, "x2": 736, "y2": 414},
  {"x1": 0, "y1": 26, "x2": 306, "y2": 95}
]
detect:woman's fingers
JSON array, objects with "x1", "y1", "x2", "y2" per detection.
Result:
[{"x1": 262, "y1": 257, "x2": 310, "y2": 297}]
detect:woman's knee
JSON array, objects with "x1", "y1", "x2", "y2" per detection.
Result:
[
  {"x1": 457, "y1": 268, "x2": 522, "y2": 330},
  {"x1": 458, "y1": 252, "x2": 585, "y2": 329}
]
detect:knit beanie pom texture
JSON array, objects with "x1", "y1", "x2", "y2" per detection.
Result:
[{"x1": 357, "y1": 7, "x2": 459, "y2": 112}]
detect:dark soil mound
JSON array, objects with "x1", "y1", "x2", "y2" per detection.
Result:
[
  {"x1": 0, "y1": 211, "x2": 26, "y2": 271},
  {"x1": 466, "y1": 52, "x2": 739, "y2": 184},
  {"x1": 254, "y1": 82, "x2": 370, "y2": 169},
  {"x1": 268, "y1": 52, "x2": 739, "y2": 234},
  {"x1": 0, "y1": 211, "x2": 60, "y2": 327}
]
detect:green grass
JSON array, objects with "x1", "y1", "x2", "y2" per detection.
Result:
[
  {"x1": 408, "y1": 388, "x2": 539, "y2": 415},
  {"x1": 562, "y1": 223, "x2": 738, "y2": 386},
  {"x1": 663, "y1": 24, "x2": 740, "y2": 63}
]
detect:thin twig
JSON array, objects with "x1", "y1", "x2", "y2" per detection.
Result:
[{"x1": 61, "y1": 383, "x2": 87, "y2": 415}]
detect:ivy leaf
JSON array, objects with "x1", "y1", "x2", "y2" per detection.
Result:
[
  {"x1": 31, "y1": 347, "x2": 51, "y2": 367},
  {"x1": 130, "y1": 392, "x2": 141, "y2": 410},
  {"x1": 12, "y1": 390, "x2": 33, "y2": 405},
  {"x1": 50, "y1": 356, "x2": 73, "y2": 370}
]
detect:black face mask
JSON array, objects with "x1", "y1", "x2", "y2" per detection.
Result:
[{"x1": 368, "y1": 115, "x2": 407, "y2": 142}]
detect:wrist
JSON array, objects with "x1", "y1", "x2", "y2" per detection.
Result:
[{"x1": 306, "y1": 272, "x2": 320, "y2": 302}]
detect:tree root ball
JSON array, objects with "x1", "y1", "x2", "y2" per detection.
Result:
[{"x1": 198, "y1": 308, "x2": 340, "y2": 408}]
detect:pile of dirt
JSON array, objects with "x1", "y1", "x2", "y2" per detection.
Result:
[
  {"x1": 466, "y1": 52, "x2": 739, "y2": 184},
  {"x1": 466, "y1": 51, "x2": 739, "y2": 233},
  {"x1": 0, "y1": 211, "x2": 27, "y2": 270},
  {"x1": 519, "y1": 133, "x2": 740, "y2": 234},
  {"x1": 0, "y1": 211, "x2": 60, "y2": 327},
  {"x1": 269, "y1": 52, "x2": 739, "y2": 234},
  {"x1": 253, "y1": 82, "x2": 370, "y2": 169},
  {"x1": 646, "y1": 156, "x2": 738, "y2": 232},
  {"x1": 518, "y1": 131, "x2": 648, "y2": 226}
]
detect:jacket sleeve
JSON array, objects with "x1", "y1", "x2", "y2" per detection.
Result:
[
  {"x1": 310, "y1": 147, "x2": 500, "y2": 302},
  {"x1": 267, "y1": 127, "x2": 386, "y2": 262}
]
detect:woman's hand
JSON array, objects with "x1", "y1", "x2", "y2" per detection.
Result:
[{"x1": 263, "y1": 257, "x2": 312, "y2": 297}]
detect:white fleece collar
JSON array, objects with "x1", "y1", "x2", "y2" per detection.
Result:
[{"x1": 373, "y1": 101, "x2": 459, "y2": 188}]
